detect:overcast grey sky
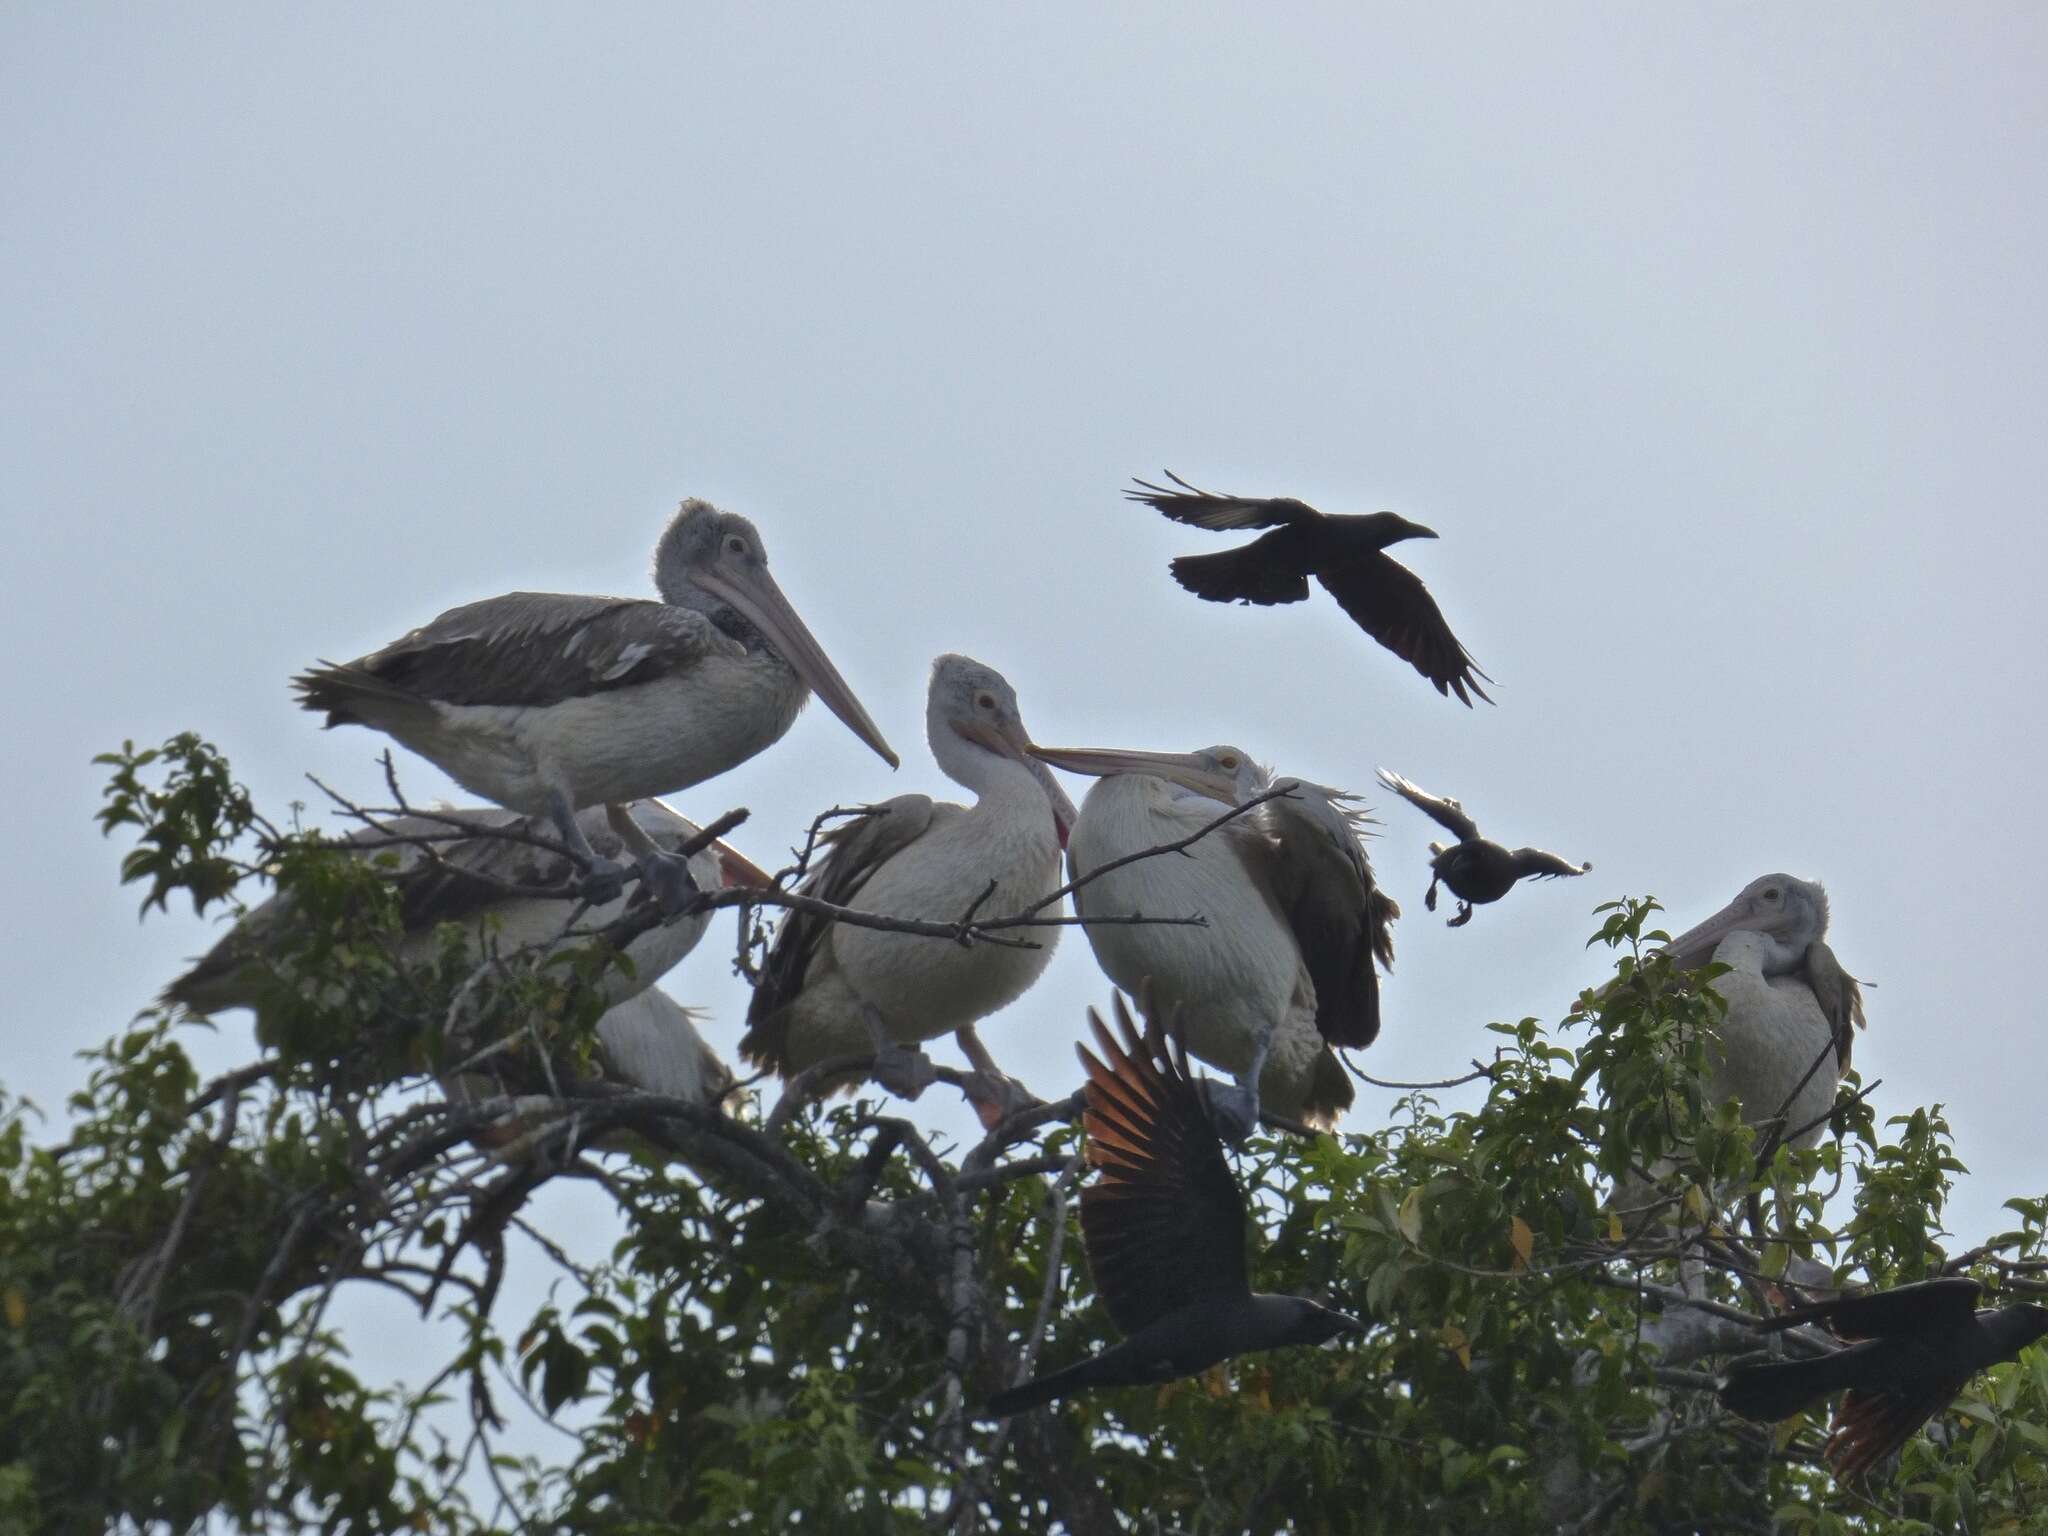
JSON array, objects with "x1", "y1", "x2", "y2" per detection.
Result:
[{"x1": 4, "y1": 2, "x2": 2044, "y2": 1438}]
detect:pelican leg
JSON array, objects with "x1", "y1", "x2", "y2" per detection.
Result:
[
  {"x1": 862, "y1": 1002, "x2": 937, "y2": 1102},
  {"x1": 1202, "y1": 1024, "x2": 1271, "y2": 1145},
  {"x1": 603, "y1": 803, "x2": 701, "y2": 917},
  {"x1": 1447, "y1": 900, "x2": 1474, "y2": 928},
  {"x1": 547, "y1": 789, "x2": 627, "y2": 904},
  {"x1": 954, "y1": 1024, "x2": 1042, "y2": 1132}
]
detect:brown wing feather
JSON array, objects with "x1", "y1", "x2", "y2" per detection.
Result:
[
  {"x1": 297, "y1": 593, "x2": 738, "y2": 716},
  {"x1": 1077, "y1": 995, "x2": 1250, "y2": 1338},
  {"x1": 1804, "y1": 940, "x2": 1867, "y2": 1073},
  {"x1": 738, "y1": 797, "x2": 937, "y2": 1072},
  {"x1": 1315, "y1": 557, "x2": 1491, "y2": 705},
  {"x1": 1374, "y1": 769, "x2": 1480, "y2": 843}
]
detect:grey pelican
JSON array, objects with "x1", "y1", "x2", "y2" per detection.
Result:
[
  {"x1": 1375, "y1": 768, "x2": 1590, "y2": 926},
  {"x1": 1125, "y1": 472, "x2": 1491, "y2": 705},
  {"x1": 1028, "y1": 741, "x2": 1396, "y2": 1141},
  {"x1": 295, "y1": 498, "x2": 897, "y2": 911},
  {"x1": 1658, "y1": 873, "x2": 1866, "y2": 1147},
  {"x1": 165, "y1": 800, "x2": 767, "y2": 1031},
  {"x1": 985, "y1": 996, "x2": 1364, "y2": 1415},
  {"x1": 1720, "y1": 1279, "x2": 2048, "y2": 1482},
  {"x1": 739, "y1": 655, "x2": 1076, "y2": 1121}
]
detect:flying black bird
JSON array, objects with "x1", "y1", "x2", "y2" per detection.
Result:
[
  {"x1": 1719, "y1": 1278, "x2": 2048, "y2": 1482},
  {"x1": 1124, "y1": 471, "x2": 1491, "y2": 705},
  {"x1": 984, "y1": 995, "x2": 1365, "y2": 1416},
  {"x1": 1374, "y1": 769, "x2": 1589, "y2": 926}
]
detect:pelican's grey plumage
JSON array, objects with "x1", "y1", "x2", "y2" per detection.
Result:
[
  {"x1": 1126, "y1": 471, "x2": 1491, "y2": 704},
  {"x1": 165, "y1": 801, "x2": 762, "y2": 1136},
  {"x1": 295, "y1": 499, "x2": 896, "y2": 910},
  {"x1": 1375, "y1": 769, "x2": 1590, "y2": 926},
  {"x1": 1658, "y1": 873, "x2": 1867, "y2": 1147},
  {"x1": 1029, "y1": 741, "x2": 1396, "y2": 1141},
  {"x1": 740, "y1": 655, "x2": 1077, "y2": 1124}
]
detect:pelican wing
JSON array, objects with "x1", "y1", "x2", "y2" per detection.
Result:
[
  {"x1": 741, "y1": 797, "x2": 938, "y2": 1061},
  {"x1": 1804, "y1": 940, "x2": 1867, "y2": 1073},
  {"x1": 1260, "y1": 781, "x2": 1391, "y2": 1050},
  {"x1": 298, "y1": 592, "x2": 744, "y2": 716},
  {"x1": 1315, "y1": 558, "x2": 1491, "y2": 705},
  {"x1": 1374, "y1": 769, "x2": 1479, "y2": 842},
  {"x1": 1126, "y1": 471, "x2": 1320, "y2": 532},
  {"x1": 1509, "y1": 847, "x2": 1590, "y2": 882},
  {"x1": 1078, "y1": 995, "x2": 1249, "y2": 1337}
]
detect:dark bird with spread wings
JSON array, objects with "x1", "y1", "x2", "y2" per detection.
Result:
[
  {"x1": 984, "y1": 995, "x2": 1365, "y2": 1416},
  {"x1": 1375, "y1": 769, "x2": 1589, "y2": 927},
  {"x1": 294, "y1": 499, "x2": 897, "y2": 911},
  {"x1": 1125, "y1": 471, "x2": 1491, "y2": 705},
  {"x1": 1720, "y1": 1278, "x2": 2048, "y2": 1482}
]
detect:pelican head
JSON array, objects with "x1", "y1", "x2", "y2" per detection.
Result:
[
  {"x1": 1660, "y1": 872, "x2": 1829, "y2": 975},
  {"x1": 1028, "y1": 741, "x2": 1269, "y2": 806},
  {"x1": 653, "y1": 499, "x2": 899, "y2": 769},
  {"x1": 928, "y1": 654, "x2": 1078, "y2": 843}
]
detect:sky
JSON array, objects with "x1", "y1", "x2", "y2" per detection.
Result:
[{"x1": 4, "y1": 0, "x2": 2044, "y2": 1483}]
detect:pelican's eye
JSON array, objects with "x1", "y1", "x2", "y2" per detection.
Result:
[
  {"x1": 1217, "y1": 754, "x2": 1240, "y2": 771},
  {"x1": 723, "y1": 534, "x2": 749, "y2": 556},
  {"x1": 1763, "y1": 887, "x2": 1781, "y2": 901},
  {"x1": 975, "y1": 692, "x2": 997, "y2": 711}
]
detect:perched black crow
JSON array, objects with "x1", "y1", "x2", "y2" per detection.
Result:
[
  {"x1": 984, "y1": 996, "x2": 1364, "y2": 1416},
  {"x1": 1125, "y1": 471, "x2": 1491, "y2": 705},
  {"x1": 1374, "y1": 769, "x2": 1589, "y2": 927},
  {"x1": 1720, "y1": 1278, "x2": 2048, "y2": 1481}
]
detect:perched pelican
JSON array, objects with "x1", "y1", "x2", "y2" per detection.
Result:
[
  {"x1": 1125, "y1": 472, "x2": 1491, "y2": 705},
  {"x1": 1658, "y1": 873, "x2": 1866, "y2": 1147},
  {"x1": 985, "y1": 996, "x2": 1364, "y2": 1416},
  {"x1": 1720, "y1": 1279, "x2": 2048, "y2": 1482},
  {"x1": 295, "y1": 498, "x2": 897, "y2": 910},
  {"x1": 1375, "y1": 769, "x2": 1590, "y2": 927},
  {"x1": 739, "y1": 655, "x2": 1076, "y2": 1121},
  {"x1": 1028, "y1": 740, "x2": 1397, "y2": 1140},
  {"x1": 166, "y1": 800, "x2": 768, "y2": 1030},
  {"x1": 167, "y1": 803, "x2": 759, "y2": 1133}
]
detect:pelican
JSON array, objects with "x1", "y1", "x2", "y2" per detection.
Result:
[
  {"x1": 1125, "y1": 472, "x2": 1491, "y2": 704},
  {"x1": 1028, "y1": 741, "x2": 1397, "y2": 1141},
  {"x1": 295, "y1": 498, "x2": 897, "y2": 911},
  {"x1": 1658, "y1": 873, "x2": 1866, "y2": 1147},
  {"x1": 165, "y1": 800, "x2": 768, "y2": 1032},
  {"x1": 1375, "y1": 768, "x2": 1590, "y2": 926},
  {"x1": 739, "y1": 655, "x2": 1076, "y2": 1122}
]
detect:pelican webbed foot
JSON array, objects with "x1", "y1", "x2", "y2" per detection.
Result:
[
  {"x1": 548, "y1": 789, "x2": 629, "y2": 904},
  {"x1": 953, "y1": 1024, "x2": 1042, "y2": 1131},
  {"x1": 1201, "y1": 1077, "x2": 1262, "y2": 1146},
  {"x1": 634, "y1": 847, "x2": 703, "y2": 917},
  {"x1": 860, "y1": 1003, "x2": 937, "y2": 1102},
  {"x1": 1447, "y1": 902, "x2": 1474, "y2": 928}
]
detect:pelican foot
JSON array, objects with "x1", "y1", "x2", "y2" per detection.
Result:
[
  {"x1": 962, "y1": 1069, "x2": 1043, "y2": 1133},
  {"x1": 871, "y1": 1042, "x2": 939, "y2": 1103},
  {"x1": 635, "y1": 848, "x2": 703, "y2": 917},
  {"x1": 1447, "y1": 902, "x2": 1474, "y2": 929},
  {"x1": 1201, "y1": 1079, "x2": 1262, "y2": 1146},
  {"x1": 578, "y1": 857, "x2": 629, "y2": 906},
  {"x1": 1424, "y1": 881, "x2": 1439, "y2": 913}
]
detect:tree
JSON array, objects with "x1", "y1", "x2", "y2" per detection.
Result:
[{"x1": 3, "y1": 733, "x2": 2044, "y2": 1533}]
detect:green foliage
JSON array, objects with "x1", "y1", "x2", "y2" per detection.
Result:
[{"x1": 6, "y1": 737, "x2": 2048, "y2": 1532}]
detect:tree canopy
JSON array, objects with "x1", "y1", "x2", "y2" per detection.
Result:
[{"x1": 3, "y1": 734, "x2": 2045, "y2": 1534}]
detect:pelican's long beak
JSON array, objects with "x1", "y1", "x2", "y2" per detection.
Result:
[
  {"x1": 711, "y1": 840, "x2": 774, "y2": 891},
  {"x1": 956, "y1": 718, "x2": 1079, "y2": 847},
  {"x1": 1660, "y1": 896, "x2": 1774, "y2": 970},
  {"x1": 1029, "y1": 745, "x2": 1237, "y2": 806},
  {"x1": 697, "y1": 564, "x2": 900, "y2": 769}
]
